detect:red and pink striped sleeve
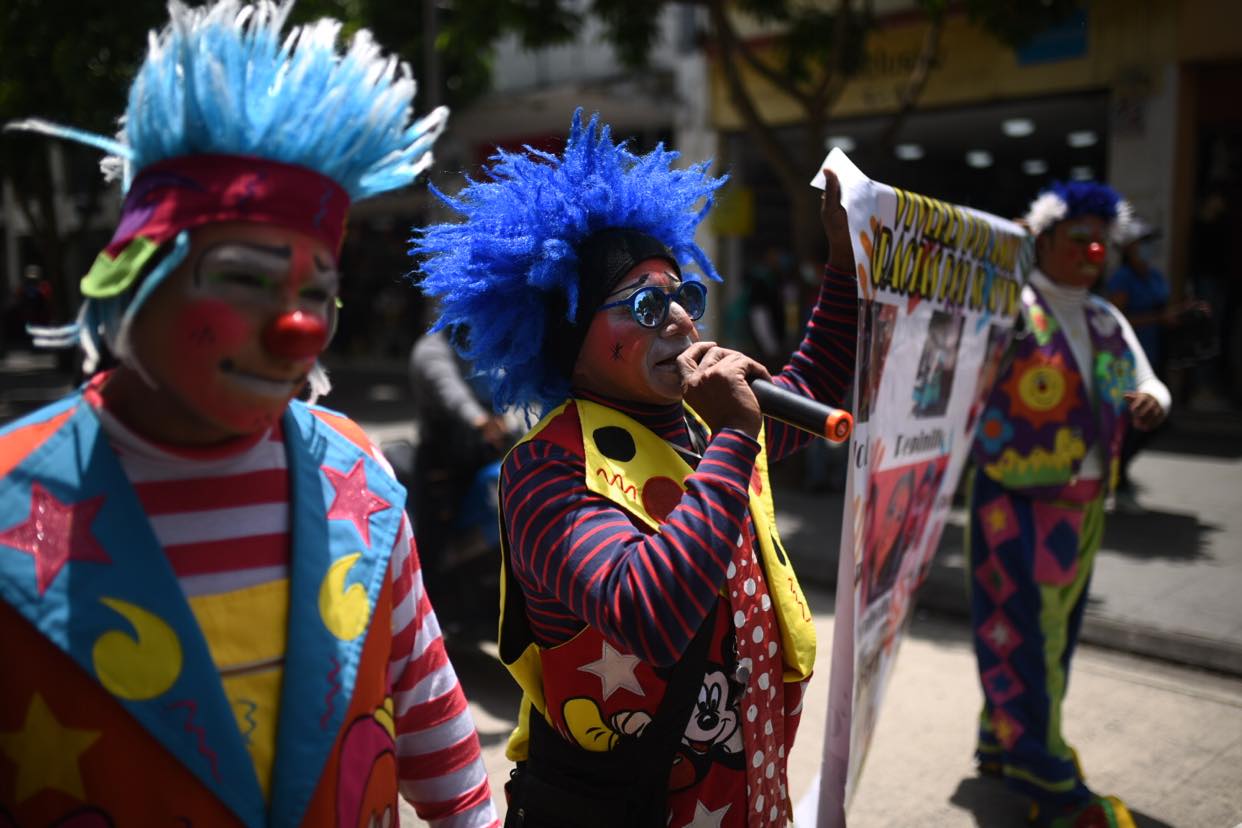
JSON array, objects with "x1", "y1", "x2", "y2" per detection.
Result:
[{"x1": 389, "y1": 513, "x2": 499, "y2": 828}]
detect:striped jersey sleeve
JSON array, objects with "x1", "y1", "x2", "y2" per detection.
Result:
[
  {"x1": 389, "y1": 512, "x2": 499, "y2": 828},
  {"x1": 766, "y1": 264, "x2": 859, "y2": 461},
  {"x1": 501, "y1": 426, "x2": 760, "y2": 666}
]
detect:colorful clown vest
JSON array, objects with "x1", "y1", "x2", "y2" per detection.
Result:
[
  {"x1": 972, "y1": 283, "x2": 1135, "y2": 497},
  {"x1": 0, "y1": 394, "x2": 405, "y2": 828},
  {"x1": 496, "y1": 399, "x2": 816, "y2": 814}
]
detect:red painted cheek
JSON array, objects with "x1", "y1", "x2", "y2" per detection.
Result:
[
  {"x1": 169, "y1": 299, "x2": 254, "y2": 391},
  {"x1": 579, "y1": 320, "x2": 648, "y2": 386},
  {"x1": 176, "y1": 299, "x2": 253, "y2": 354}
]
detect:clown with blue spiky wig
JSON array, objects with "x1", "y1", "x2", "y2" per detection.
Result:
[
  {"x1": 0, "y1": 3, "x2": 500, "y2": 826},
  {"x1": 414, "y1": 110, "x2": 859, "y2": 827},
  {"x1": 967, "y1": 181, "x2": 1167, "y2": 828}
]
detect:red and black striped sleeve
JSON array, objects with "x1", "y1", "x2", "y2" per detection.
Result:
[
  {"x1": 766, "y1": 265, "x2": 859, "y2": 461},
  {"x1": 501, "y1": 427, "x2": 760, "y2": 666}
]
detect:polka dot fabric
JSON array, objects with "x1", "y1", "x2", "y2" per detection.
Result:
[{"x1": 726, "y1": 520, "x2": 788, "y2": 825}]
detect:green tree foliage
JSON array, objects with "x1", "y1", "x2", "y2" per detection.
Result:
[{"x1": 0, "y1": 0, "x2": 168, "y2": 318}]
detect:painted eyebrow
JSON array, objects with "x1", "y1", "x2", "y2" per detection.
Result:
[
  {"x1": 195, "y1": 242, "x2": 295, "y2": 285},
  {"x1": 606, "y1": 271, "x2": 682, "y2": 298}
]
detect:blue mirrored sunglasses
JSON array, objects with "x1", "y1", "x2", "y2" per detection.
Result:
[{"x1": 597, "y1": 281, "x2": 708, "y2": 329}]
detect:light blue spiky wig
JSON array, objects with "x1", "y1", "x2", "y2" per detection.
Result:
[
  {"x1": 412, "y1": 110, "x2": 726, "y2": 414},
  {"x1": 10, "y1": 0, "x2": 446, "y2": 390}
]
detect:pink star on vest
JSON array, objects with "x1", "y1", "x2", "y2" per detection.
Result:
[
  {"x1": 322, "y1": 459, "x2": 390, "y2": 548},
  {"x1": 0, "y1": 483, "x2": 108, "y2": 596}
]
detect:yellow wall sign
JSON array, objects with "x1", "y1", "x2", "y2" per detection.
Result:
[{"x1": 709, "y1": 0, "x2": 1181, "y2": 129}]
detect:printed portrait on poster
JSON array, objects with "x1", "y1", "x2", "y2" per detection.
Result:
[
  {"x1": 859, "y1": 456, "x2": 950, "y2": 614},
  {"x1": 911, "y1": 310, "x2": 965, "y2": 418},
  {"x1": 856, "y1": 301, "x2": 899, "y2": 423}
]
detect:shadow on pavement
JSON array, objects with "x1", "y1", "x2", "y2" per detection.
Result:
[
  {"x1": 1102, "y1": 508, "x2": 1220, "y2": 562},
  {"x1": 948, "y1": 776, "x2": 1032, "y2": 826},
  {"x1": 949, "y1": 777, "x2": 1177, "y2": 828},
  {"x1": 1149, "y1": 422, "x2": 1242, "y2": 459}
]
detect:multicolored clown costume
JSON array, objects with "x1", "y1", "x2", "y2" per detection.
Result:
[
  {"x1": 0, "y1": 3, "x2": 498, "y2": 826},
  {"x1": 414, "y1": 111, "x2": 858, "y2": 827},
  {"x1": 967, "y1": 182, "x2": 1169, "y2": 827}
]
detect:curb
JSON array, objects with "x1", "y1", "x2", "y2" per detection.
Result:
[
  {"x1": 790, "y1": 549, "x2": 1242, "y2": 680},
  {"x1": 915, "y1": 566, "x2": 1242, "y2": 678}
]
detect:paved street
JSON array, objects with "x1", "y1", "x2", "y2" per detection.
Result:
[{"x1": 402, "y1": 587, "x2": 1242, "y2": 827}]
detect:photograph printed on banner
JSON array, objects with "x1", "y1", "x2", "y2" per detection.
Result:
[
  {"x1": 858, "y1": 456, "x2": 950, "y2": 625},
  {"x1": 911, "y1": 310, "x2": 966, "y2": 419},
  {"x1": 856, "y1": 300, "x2": 899, "y2": 423}
]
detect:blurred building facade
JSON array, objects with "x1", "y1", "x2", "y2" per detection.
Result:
[{"x1": 707, "y1": 0, "x2": 1242, "y2": 408}]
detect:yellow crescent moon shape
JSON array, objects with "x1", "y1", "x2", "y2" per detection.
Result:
[
  {"x1": 318, "y1": 552, "x2": 371, "y2": 641},
  {"x1": 92, "y1": 597, "x2": 183, "y2": 701}
]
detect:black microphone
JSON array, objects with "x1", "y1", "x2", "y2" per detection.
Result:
[{"x1": 751, "y1": 379, "x2": 854, "y2": 443}]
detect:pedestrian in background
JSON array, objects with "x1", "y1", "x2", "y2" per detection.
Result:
[{"x1": 1104, "y1": 219, "x2": 1210, "y2": 512}]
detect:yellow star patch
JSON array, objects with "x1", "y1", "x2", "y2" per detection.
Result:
[
  {"x1": 986, "y1": 505, "x2": 1009, "y2": 534},
  {"x1": 0, "y1": 693, "x2": 100, "y2": 803},
  {"x1": 993, "y1": 715, "x2": 1014, "y2": 746}
]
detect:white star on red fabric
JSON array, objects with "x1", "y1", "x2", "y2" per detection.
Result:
[
  {"x1": 578, "y1": 641, "x2": 644, "y2": 701},
  {"x1": 0, "y1": 483, "x2": 108, "y2": 596},
  {"x1": 682, "y1": 800, "x2": 730, "y2": 828},
  {"x1": 322, "y1": 459, "x2": 391, "y2": 548}
]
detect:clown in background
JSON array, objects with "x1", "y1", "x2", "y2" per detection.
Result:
[
  {"x1": 0, "y1": 2, "x2": 498, "y2": 826},
  {"x1": 967, "y1": 181, "x2": 1169, "y2": 828}
]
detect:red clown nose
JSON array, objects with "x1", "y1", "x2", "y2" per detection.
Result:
[
  {"x1": 263, "y1": 311, "x2": 328, "y2": 360},
  {"x1": 1085, "y1": 241, "x2": 1106, "y2": 264}
]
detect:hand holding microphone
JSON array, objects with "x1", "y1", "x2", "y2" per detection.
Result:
[
  {"x1": 679, "y1": 342, "x2": 853, "y2": 442},
  {"x1": 679, "y1": 341, "x2": 767, "y2": 438}
]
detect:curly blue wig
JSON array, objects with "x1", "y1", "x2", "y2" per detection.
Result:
[
  {"x1": 1025, "y1": 180, "x2": 1132, "y2": 237},
  {"x1": 413, "y1": 109, "x2": 727, "y2": 414}
]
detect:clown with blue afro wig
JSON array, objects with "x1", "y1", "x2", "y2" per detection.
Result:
[
  {"x1": 1024, "y1": 180, "x2": 1133, "y2": 239},
  {"x1": 963, "y1": 175, "x2": 1168, "y2": 828},
  {"x1": 413, "y1": 110, "x2": 726, "y2": 414},
  {"x1": 414, "y1": 111, "x2": 863, "y2": 826},
  {"x1": 10, "y1": 0, "x2": 447, "y2": 397}
]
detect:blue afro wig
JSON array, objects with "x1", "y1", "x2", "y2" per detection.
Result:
[
  {"x1": 1024, "y1": 180, "x2": 1132, "y2": 236},
  {"x1": 412, "y1": 109, "x2": 727, "y2": 414}
]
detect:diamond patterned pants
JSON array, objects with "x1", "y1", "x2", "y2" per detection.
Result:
[{"x1": 965, "y1": 469, "x2": 1106, "y2": 810}]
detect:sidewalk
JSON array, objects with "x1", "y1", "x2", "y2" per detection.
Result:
[
  {"x1": 776, "y1": 422, "x2": 1242, "y2": 677},
  {"x1": 404, "y1": 586, "x2": 1242, "y2": 827}
]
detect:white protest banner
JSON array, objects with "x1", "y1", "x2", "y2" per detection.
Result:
[{"x1": 804, "y1": 150, "x2": 1033, "y2": 826}]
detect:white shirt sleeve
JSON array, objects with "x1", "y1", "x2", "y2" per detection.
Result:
[{"x1": 1106, "y1": 300, "x2": 1172, "y2": 414}]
